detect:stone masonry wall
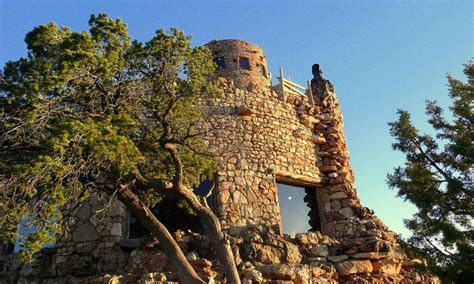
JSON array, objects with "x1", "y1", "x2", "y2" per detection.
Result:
[
  {"x1": 308, "y1": 77, "x2": 397, "y2": 253},
  {"x1": 203, "y1": 39, "x2": 322, "y2": 230},
  {"x1": 53, "y1": 194, "x2": 127, "y2": 276},
  {"x1": 201, "y1": 82, "x2": 321, "y2": 229},
  {"x1": 204, "y1": 39, "x2": 397, "y2": 255}
]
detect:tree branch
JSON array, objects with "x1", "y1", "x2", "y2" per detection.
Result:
[
  {"x1": 160, "y1": 140, "x2": 240, "y2": 283},
  {"x1": 412, "y1": 137, "x2": 451, "y2": 182},
  {"x1": 132, "y1": 170, "x2": 174, "y2": 192},
  {"x1": 162, "y1": 142, "x2": 184, "y2": 186}
]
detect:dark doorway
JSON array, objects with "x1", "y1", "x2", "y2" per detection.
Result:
[
  {"x1": 128, "y1": 196, "x2": 203, "y2": 238},
  {"x1": 277, "y1": 182, "x2": 322, "y2": 236},
  {"x1": 129, "y1": 180, "x2": 214, "y2": 239}
]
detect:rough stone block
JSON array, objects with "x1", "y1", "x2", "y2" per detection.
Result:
[
  {"x1": 110, "y1": 223, "x2": 122, "y2": 236},
  {"x1": 72, "y1": 222, "x2": 98, "y2": 242},
  {"x1": 330, "y1": 192, "x2": 348, "y2": 200},
  {"x1": 335, "y1": 260, "x2": 373, "y2": 276},
  {"x1": 372, "y1": 258, "x2": 402, "y2": 275}
]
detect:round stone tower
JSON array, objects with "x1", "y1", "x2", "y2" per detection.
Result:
[
  {"x1": 202, "y1": 39, "x2": 322, "y2": 232},
  {"x1": 206, "y1": 39, "x2": 271, "y2": 90},
  {"x1": 202, "y1": 40, "x2": 396, "y2": 255}
]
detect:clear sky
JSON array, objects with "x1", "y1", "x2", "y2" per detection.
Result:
[{"x1": 1, "y1": 0, "x2": 472, "y2": 237}]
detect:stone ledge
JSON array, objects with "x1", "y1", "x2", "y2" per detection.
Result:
[{"x1": 273, "y1": 170, "x2": 321, "y2": 187}]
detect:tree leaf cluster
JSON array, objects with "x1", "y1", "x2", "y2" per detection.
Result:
[{"x1": 0, "y1": 14, "x2": 221, "y2": 259}]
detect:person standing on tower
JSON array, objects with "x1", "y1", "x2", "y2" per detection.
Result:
[{"x1": 312, "y1": 63, "x2": 324, "y2": 84}]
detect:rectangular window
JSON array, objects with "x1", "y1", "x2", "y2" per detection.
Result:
[
  {"x1": 277, "y1": 183, "x2": 322, "y2": 236},
  {"x1": 239, "y1": 57, "x2": 251, "y2": 70},
  {"x1": 214, "y1": 57, "x2": 226, "y2": 70}
]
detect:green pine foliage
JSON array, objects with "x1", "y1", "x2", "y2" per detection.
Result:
[
  {"x1": 387, "y1": 62, "x2": 473, "y2": 282},
  {"x1": 0, "y1": 14, "x2": 221, "y2": 259}
]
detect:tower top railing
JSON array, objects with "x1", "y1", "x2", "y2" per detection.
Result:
[{"x1": 274, "y1": 66, "x2": 314, "y2": 106}]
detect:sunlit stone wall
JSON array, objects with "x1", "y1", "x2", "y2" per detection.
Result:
[
  {"x1": 203, "y1": 39, "x2": 322, "y2": 230},
  {"x1": 203, "y1": 39, "x2": 397, "y2": 254}
]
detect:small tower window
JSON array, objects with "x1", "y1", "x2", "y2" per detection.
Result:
[
  {"x1": 260, "y1": 64, "x2": 268, "y2": 78},
  {"x1": 214, "y1": 57, "x2": 226, "y2": 70},
  {"x1": 239, "y1": 57, "x2": 251, "y2": 70}
]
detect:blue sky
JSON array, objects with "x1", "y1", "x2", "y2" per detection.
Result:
[{"x1": 1, "y1": 0, "x2": 472, "y2": 237}]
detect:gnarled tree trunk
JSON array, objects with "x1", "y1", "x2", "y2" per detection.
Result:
[
  {"x1": 163, "y1": 142, "x2": 241, "y2": 284},
  {"x1": 177, "y1": 185, "x2": 241, "y2": 284},
  {"x1": 112, "y1": 185, "x2": 205, "y2": 284}
]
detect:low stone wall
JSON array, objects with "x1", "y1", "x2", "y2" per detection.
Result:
[{"x1": 53, "y1": 194, "x2": 128, "y2": 275}]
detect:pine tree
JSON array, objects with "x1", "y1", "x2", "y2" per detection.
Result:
[
  {"x1": 0, "y1": 14, "x2": 240, "y2": 283},
  {"x1": 387, "y1": 62, "x2": 473, "y2": 282}
]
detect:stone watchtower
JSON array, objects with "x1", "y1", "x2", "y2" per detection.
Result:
[
  {"x1": 203, "y1": 39, "x2": 395, "y2": 252},
  {"x1": 53, "y1": 39, "x2": 397, "y2": 270},
  {"x1": 206, "y1": 40, "x2": 271, "y2": 90},
  {"x1": 203, "y1": 39, "x2": 322, "y2": 230},
  {"x1": 7, "y1": 38, "x2": 439, "y2": 283}
]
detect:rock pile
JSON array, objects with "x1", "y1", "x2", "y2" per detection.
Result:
[{"x1": 4, "y1": 225, "x2": 439, "y2": 283}]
